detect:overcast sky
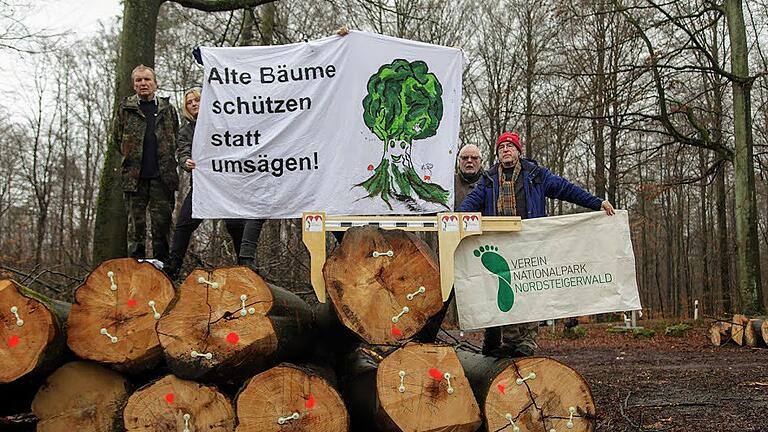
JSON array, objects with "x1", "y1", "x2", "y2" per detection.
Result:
[{"x1": 0, "y1": 0, "x2": 122, "y2": 118}]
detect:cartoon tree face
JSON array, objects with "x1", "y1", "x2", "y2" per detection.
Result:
[{"x1": 357, "y1": 59, "x2": 449, "y2": 209}]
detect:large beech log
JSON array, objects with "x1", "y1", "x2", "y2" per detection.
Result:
[
  {"x1": 67, "y1": 258, "x2": 175, "y2": 373},
  {"x1": 235, "y1": 363, "x2": 348, "y2": 431},
  {"x1": 157, "y1": 266, "x2": 313, "y2": 383},
  {"x1": 458, "y1": 352, "x2": 596, "y2": 432},
  {"x1": 342, "y1": 342, "x2": 481, "y2": 432},
  {"x1": 709, "y1": 321, "x2": 732, "y2": 346},
  {"x1": 123, "y1": 374, "x2": 235, "y2": 431},
  {"x1": 0, "y1": 279, "x2": 67, "y2": 384},
  {"x1": 744, "y1": 318, "x2": 766, "y2": 347},
  {"x1": 31, "y1": 361, "x2": 130, "y2": 432},
  {"x1": 731, "y1": 314, "x2": 750, "y2": 346},
  {"x1": 324, "y1": 227, "x2": 443, "y2": 345}
]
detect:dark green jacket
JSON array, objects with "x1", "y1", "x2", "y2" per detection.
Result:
[{"x1": 116, "y1": 94, "x2": 180, "y2": 193}]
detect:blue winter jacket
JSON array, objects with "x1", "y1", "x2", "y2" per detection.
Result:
[{"x1": 457, "y1": 159, "x2": 604, "y2": 218}]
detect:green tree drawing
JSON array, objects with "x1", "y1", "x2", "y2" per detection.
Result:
[{"x1": 357, "y1": 59, "x2": 449, "y2": 209}]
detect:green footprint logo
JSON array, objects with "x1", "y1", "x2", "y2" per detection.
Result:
[{"x1": 473, "y1": 245, "x2": 514, "y2": 312}]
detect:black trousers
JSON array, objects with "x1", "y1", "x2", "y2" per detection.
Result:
[{"x1": 168, "y1": 187, "x2": 245, "y2": 264}]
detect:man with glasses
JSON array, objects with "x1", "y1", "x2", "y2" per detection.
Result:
[
  {"x1": 455, "y1": 144, "x2": 484, "y2": 208},
  {"x1": 458, "y1": 131, "x2": 614, "y2": 357}
]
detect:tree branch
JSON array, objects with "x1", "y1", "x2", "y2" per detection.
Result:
[{"x1": 167, "y1": 0, "x2": 278, "y2": 12}]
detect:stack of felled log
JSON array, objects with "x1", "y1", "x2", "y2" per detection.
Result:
[
  {"x1": 709, "y1": 314, "x2": 768, "y2": 348},
  {"x1": 1, "y1": 226, "x2": 597, "y2": 431}
]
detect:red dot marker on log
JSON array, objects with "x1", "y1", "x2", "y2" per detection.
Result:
[
  {"x1": 428, "y1": 367, "x2": 443, "y2": 381},
  {"x1": 226, "y1": 332, "x2": 239, "y2": 345},
  {"x1": 165, "y1": 393, "x2": 174, "y2": 404},
  {"x1": 305, "y1": 393, "x2": 315, "y2": 409},
  {"x1": 391, "y1": 325, "x2": 402, "y2": 337},
  {"x1": 497, "y1": 383, "x2": 506, "y2": 394},
  {"x1": 127, "y1": 298, "x2": 137, "y2": 308},
  {"x1": 7, "y1": 335, "x2": 20, "y2": 348}
]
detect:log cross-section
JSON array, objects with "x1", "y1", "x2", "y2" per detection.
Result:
[
  {"x1": 123, "y1": 374, "x2": 234, "y2": 431},
  {"x1": 324, "y1": 227, "x2": 443, "y2": 345},
  {"x1": 157, "y1": 266, "x2": 313, "y2": 383},
  {"x1": 0, "y1": 279, "x2": 65, "y2": 384},
  {"x1": 32, "y1": 361, "x2": 130, "y2": 432},
  {"x1": 236, "y1": 363, "x2": 349, "y2": 431},
  {"x1": 66, "y1": 258, "x2": 175, "y2": 373}
]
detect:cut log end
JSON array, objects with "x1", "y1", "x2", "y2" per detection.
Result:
[
  {"x1": 66, "y1": 258, "x2": 175, "y2": 373},
  {"x1": 157, "y1": 266, "x2": 311, "y2": 382},
  {"x1": 731, "y1": 314, "x2": 750, "y2": 346},
  {"x1": 236, "y1": 364, "x2": 348, "y2": 432},
  {"x1": 0, "y1": 279, "x2": 61, "y2": 384},
  {"x1": 123, "y1": 374, "x2": 234, "y2": 431},
  {"x1": 485, "y1": 357, "x2": 596, "y2": 432},
  {"x1": 745, "y1": 318, "x2": 766, "y2": 347},
  {"x1": 709, "y1": 321, "x2": 732, "y2": 346},
  {"x1": 324, "y1": 227, "x2": 443, "y2": 344},
  {"x1": 376, "y1": 343, "x2": 481, "y2": 432},
  {"x1": 32, "y1": 361, "x2": 130, "y2": 432}
]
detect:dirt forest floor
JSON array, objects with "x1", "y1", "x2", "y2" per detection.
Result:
[{"x1": 462, "y1": 319, "x2": 768, "y2": 432}]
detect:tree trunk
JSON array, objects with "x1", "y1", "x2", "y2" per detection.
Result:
[
  {"x1": 157, "y1": 266, "x2": 313, "y2": 384},
  {"x1": 32, "y1": 361, "x2": 130, "y2": 432},
  {"x1": 123, "y1": 374, "x2": 235, "y2": 431},
  {"x1": 725, "y1": 0, "x2": 764, "y2": 315},
  {"x1": 324, "y1": 227, "x2": 444, "y2": 345},
  {"x1": 731, "y1": 313, "x2": 750, "y2": 346},
  {"x1": 457, "y1": 352, "x2": 596, "y2": 432},
  {"x1": 66, "y1": 258, "x2": 175, "y2": 373},
  {"x1": 341, "y1": 343, "x2": 481, "y2": 432},
  {"x1": 0, "y1": 279, "x2": 68, "y2": 384},
  {"x1": 92, "y1": 0, "x2": 163, "y2": 263},
  {"x1": 716, "y1": 165, "x2": 731, "y2": 314},
  {"x1": 235, "y1": 363, "x2": 349, "y2": 431},
  {"x1": 709, "y1": 321, "x2": 732, "y2": 346}
]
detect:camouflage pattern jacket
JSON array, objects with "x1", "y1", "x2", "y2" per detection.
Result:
[{"x1": 116, "y1": 94, "x2": 180, "y2": 193}]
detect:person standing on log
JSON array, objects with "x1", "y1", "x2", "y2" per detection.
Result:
[
  {"x1": 165, "y1": 88, "x2": 263, "y2": 279},
  {"x1": 458, "y1": 131, "x2": 615, "y2": 357},
  {"x1": 118, "y1": 65, "x2": 179, "y2": 263}
]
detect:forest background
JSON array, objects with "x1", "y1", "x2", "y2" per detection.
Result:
[{"x1": 0, "y1": 0, "x2": 767, "y2": 320}]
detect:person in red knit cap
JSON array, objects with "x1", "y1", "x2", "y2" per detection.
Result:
[{"x1": 458, "y1": 131, "x2": 614, "y2": 357}]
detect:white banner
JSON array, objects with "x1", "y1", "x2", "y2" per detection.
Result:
[
  {"x1": 191, "y1": 31, "x2": 465, "y2": 219},
  {"x1": 454, "y1": 211, "x2": 642, "y2": 330}
]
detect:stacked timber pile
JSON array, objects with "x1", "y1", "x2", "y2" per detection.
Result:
[
  {"x1": 1, "y1": 227, "x2": 597, "y2": 431},
  {"x1": 709, "y1": 314, "x2": 768, "y2": 348}
]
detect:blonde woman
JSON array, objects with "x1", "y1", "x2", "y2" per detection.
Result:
[{"x1": 165, "y1": 88, "x2": 254, "y2": 278}]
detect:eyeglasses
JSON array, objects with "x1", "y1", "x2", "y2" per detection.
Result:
[{"x1": 460, "y1": 155, "x2": 480, "y2": 161}]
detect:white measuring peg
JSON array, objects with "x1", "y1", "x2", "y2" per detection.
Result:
[
  {"x1": 444, "y1": 372, "x2": 454, "y2": 395},
  {"x1": 238, "y1": 294, "x2": 256, "y2": 316},
  {"x1": 9, "y1": 306, "x2": 23, "y2": 326},
  {"x1": 406, "y1": 286, "x2": 426, "y2": 301},
  {"x1": 107, "y1": 271, "x2": 117, "y2": 291},
  {"x1": 566, "y1": 406, "x2": 576, "y2": 429},
  {"x1": 277, "y1": 412, "x2": 300, "y2": 425},
  {"x1": 190, "y1": 350, "x2": 213, "y2": 360},
  {"x1": 516, "y1": 372, "x2": 536, "y2": 385},
  {"x1": 504, "y1": 414, "x2": 521, "y2": 432},
  {"x1": 391, "y1": 306, "x2": 410, "y2": 323},
  {"x1": 147, "y1": 300, "x2": 161, "y2": 320},
  {"x1": 182, "y1": 413, "x2": 191, "y2": 432},
  {"x1": 100, "y1": 328, "x2": 118, "y2": 343},
  {"x1": 196, "y1": 276, "x2": 219, "y2": 289},
  {"x1": 372, "y1": 250, "x2": 394, "y2": 258},
  {"x1": 398, "y1": 370, "x2": 406, "y2": 393}
]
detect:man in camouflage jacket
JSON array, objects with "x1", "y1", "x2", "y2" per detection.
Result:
[{"x1": 117, "y1": 65, "x2": 179, "y2": 262}]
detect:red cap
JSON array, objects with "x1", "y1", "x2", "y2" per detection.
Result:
[{"x1": 496, "y1": 132, "x2": 522, "y2": 153}]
